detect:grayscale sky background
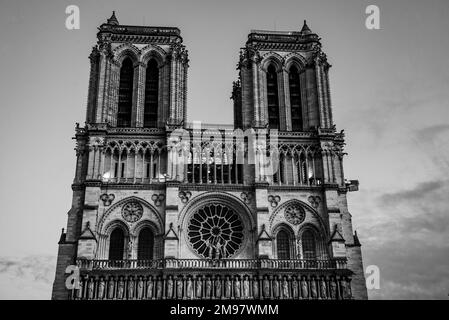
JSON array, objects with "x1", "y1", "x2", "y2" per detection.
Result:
[{"x1": 0, "y1": 0, "x2": 448, "y2": 299}]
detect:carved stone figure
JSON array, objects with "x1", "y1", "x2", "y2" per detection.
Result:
[
  {"x1": 272, "y1": 277, "x2": 279, "y2": 298},
  {"x1": 310, "y1": 278, "x2": 317, "y2": 299},
  {"x1": 292, "y1": 278, "x2": 298, "y2": 299},
  {"x1": 215, "y1": 278, "x2": 222, "y2": 298},
  {"x1": 196, "y1": 277, "x2": 202, "y2": 298},
  {"x1": 166, "y1": 276, "x2": 174, "y2": 299},
  {"x1": 282, "y1": 277, "x2": 289, "y2": 299},
  {"x1": 252, "y1": 277, "x2": 259, "y2": 299},
  {"x1": 301, "y1": 278, "x2": 308, "y2": 299},
  {"x1": 87, "y1": 278, "x2": 95, "y2": 299},
  {"x1": 330, "y1": 279, "x2": 337, "y2": 299},
  {"x1": 186, "y1": 277, "x2": 193, "y2": 299},
  {"x1": 77, "y1": 279, "x2": 83, "y2": 299},
  {"x1": 320, "y1": 279, "x2": 327, "y2": 299},
  {"x1": 263, "y1": 277, "x2": 270, "y2": 298},
  {"x1": 128, "y1": 277, "x2": 135, "y2": 299},
  {"x1": 225, "y1": 277, "x2": 232, "y2": 298},
  {"x1": 98, "y1": 278, "x2": 105, "y2": 299},
  {"x1": 341, "y1": 279, "x2": 351, "y2": 299},
  {"x1": 234, "y1": 277, "x2": 241, "y2": 299},
  {"x1": 107, "y1": 278, "x2": 115, "y2": 300},
  {"x1": 147, "y1": 277, "x2": 154, "y2": 299},
  {"x1": 205, "y1": 277, "x2": 212, "y2": 298},
  {"x1": 177, "y1": 277, "x2": 183, "y2": 298},
  {"x1": 117, "y1": 277, "x2": 125, "y2": 299},
  {"x1": 137, "y1": 277, "x2": 144, "y2": 299},
  {"x1": 156, "y1": 277, "x2": 163, "y2": 299},
  {"x1": 243, "y1": 277, "x2": 250, "y2": 298}
]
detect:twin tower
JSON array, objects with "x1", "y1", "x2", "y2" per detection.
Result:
[{"x1": 52, "y1": 12, "x2": 368, "y2": 300}]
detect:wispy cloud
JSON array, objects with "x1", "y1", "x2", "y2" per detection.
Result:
[{"x1": 0, "y1": 255, "x2": 56, "y2": 299}]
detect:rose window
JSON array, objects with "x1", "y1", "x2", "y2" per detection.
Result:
[
  {"x1": 122, "y1": 201, "x2": 143, "y2": 223},
  {"x1": 284, "y1": 204, "x2": 305, "y2": 225},
  {"x1": 187, "y1": 204, "x2": 244, "y2": 259}
]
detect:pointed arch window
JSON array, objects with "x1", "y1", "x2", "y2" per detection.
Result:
[
  {"x1": 137, "y1": 227, "x2": 154, "y2": 260},
  {"x1": 276, "y1": 230, "x2": 291, "y2": 259},
  {"x1": 267, "y1": 64, "x2": 280, "y2": 129},
  {"x1": 117, "y1": 58, "x2": 134, "y2": 127},
  {"x1": 109, "y1": 228, "x2": 125, "y2": 260},
  {"x1": 302, "y1": 230, "x2": 316, "y2": 259},
  {"x1": 144, "y1": 59, "x2": 159, "y2": 128},
  {"x1": 289, "y1": 65, "x2": 303, "y2": 131}
]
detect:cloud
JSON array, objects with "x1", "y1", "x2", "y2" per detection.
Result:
[
  {"x1": 0, "y1": 255, "x2": 56, "y2": 299},
  {"x1": 379, "y1": 180, "x2": 444, "y2": 206}
]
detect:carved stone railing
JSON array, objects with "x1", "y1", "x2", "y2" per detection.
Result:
[{"x1": 76, "y1": 258, "x2": 347, "y2": 271}]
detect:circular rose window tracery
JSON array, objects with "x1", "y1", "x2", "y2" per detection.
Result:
[
  {"x1": 122, "y1": 201, "x2": 143, "y2": 223},
  {"x1": 187, "y1": 204, "x2": 244, "y2": 259},
  {"x1": 284, "y1": 204, "x2": 306, "y2": 225}
]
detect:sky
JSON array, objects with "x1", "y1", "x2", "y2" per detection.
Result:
[{"x1": 0, "y1": 0, "x2": 448, "y2": 299}]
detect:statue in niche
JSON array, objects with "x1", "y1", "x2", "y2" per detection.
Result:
[
  {"x1": 137, "y1": 277, "x2": 144, "y2": 299},
  {"x1": 196, "y1": 277, "x2": 202, "y2": 298},
  {"x1": 243, "y1": 276, "x2": 250, "y2": 299},
  {"x1": 310, "y1": 278, "x2": 318, "y2": 299},
  {"x1": 205, "y1": 276, "x2": 212, "y2": 298},
  {"x1": 320, "y1": 279, "x2": 327, "y2": 299},
  {"x1": 117, "y1": 277, "x2": 125, "y2": 299},
  {"x1": 87, "y1": 278, "x2": 95, "y2": 299},
  {"x1": 127, "y1": 239, "x2": 133, "y2": 259},
  {"x1": 147, "y1": 276, "x2": 154, "y2": 299},
  {"x1": 225, "y1": 276, "x2": 232, "y2": 298},
  {"x1": 156, "y1": 277, "x2": 163, "y2": 299},
  {"x1": 252, "y1": 277, "x2": 259, "y2": 299},
  {"x1": 272, "y1": 277, "x2": 279, "y2": 299},
  {"x1": 107, "y1": 277, "x2": 115, "y2": 300},
  {"x1": 128, "y1": 277, "x2": 135, "y2": 299},
  {"x1": 341, "y1": 279, "x2": 351, "y2": 299},
  {"x1": 166, "y1": 276, "x2": 174, "y2": 299},
  {"x1": 77, "y1": 278, "x2": 84, "y2": 299},
  {"x1": 215, "y1": 277, "x2": 222, "y2": 298},
  {"x1": 263, "y1": 276, "x2": 270, "y2": 298},
  {"x1": 282, "y1": 277, "x2": 289, "y2": 299},
  {"x1": 292, "y1": 278, "x2": 298, "y2": 299},
  {"x1": 234, "y1": 277, "x2": 241, "y2": 299},
  {"x1": 177, "y1": 277, "x2": 183, "y2": 298},
  {"x1": 329, "y1": 279, "x2": 337, "y2": 299},
  {"x1": 186, "y1": 277, "x2": 193, "y2": 299},
  {"x1": 301, "y1": 278, "x2": 308, "y2": 299},
  {"x1": 98, "y1": 278, "x2": 105, "y2": 300}
]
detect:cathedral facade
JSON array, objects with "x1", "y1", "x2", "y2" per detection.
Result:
[{"x1": 52, "y1": 12, "x2": 368, "y2": 300}]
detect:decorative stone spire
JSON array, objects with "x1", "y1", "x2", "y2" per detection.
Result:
[
  {"x1": 353, "y1": 230, "x2": 362, "y2": 246},
  {"x1": 107, "y1": 11, "x2": 119, "y2": 25},
  {"x1": 300, "y1": 20, "x2": 312, "y2": 34}
]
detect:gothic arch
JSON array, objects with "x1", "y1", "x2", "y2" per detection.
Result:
[
  {"x1": 260, "y1": 52, "x2": 284, "y2": 72},
  {"x1": 98, "y1": 196, "x2": 164, "y2": 236},
  {"x1": 271, "y1": 223, "x2": 296, "y2": 259},
  {"x1": 104, "y1": 219, "x2": 130, "y2": 236},
  {"x1": 284, "y1": 53, "x2": 307, "y2": 71},
  {"x1": 113, "y1": 43, "x2": 140, "y2": 65},
  {"x1": 269, "y1": 199, "x2": 328, "y2": 238},
  {"x1": 140, "y1": 44, "x2": 167, "y2": 66}
]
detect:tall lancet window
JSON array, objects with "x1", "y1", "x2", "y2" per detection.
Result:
[
  {"x1": 302, "y1": 230, "x2": 317, "y2": 260},
  {"x1": 267, "y1": 64, "x2": 280, "y2": 129},
  {"x1": 276, "y1": 230, "x2": 291, "y2": 259},
  {"x1": 289, "y1": 65, "x2": 303, "y2": 131},
  {"x1": 144, "y1": 59, "x2": 159, "y2": 128},
  {"x1": 117, "y1": 58, "x2": 134, "y2": 127},
  {"x1": 109, "y1": 228, "x2": 125, "y2": 260},
  {"x1": 137, "y1": 227, "x2": 154, "y2": 260}
]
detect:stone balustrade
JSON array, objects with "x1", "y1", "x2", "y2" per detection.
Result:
[{"x1": 76, "y1": 258, "x2": 347, "y2": 271}]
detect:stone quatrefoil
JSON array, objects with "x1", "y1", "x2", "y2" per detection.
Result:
[
  {"x1": 178, "y1": 191, "x2": 192, "y2": 204},
  {"x1": 268, "y1": 195, "x2": 281, "y2": 208},
  {"x1": 308, "y1": 196, "x2": 321, "y2": 208},
  {"x1": 100, "y1": 193, "x2": 115, "y2": 206},
  {"x1": 240, "y1": 192, "x2": 252, "y2": 204},
  {"x1": 151, "y1": 194, "x2": 165, "y2": 207}
]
